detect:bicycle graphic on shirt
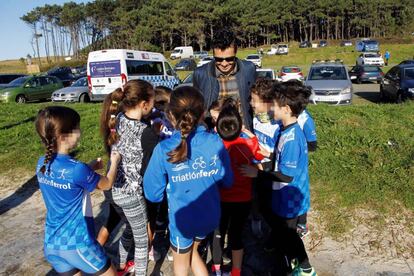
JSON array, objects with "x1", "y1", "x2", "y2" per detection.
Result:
[{"x1": 192, "y1": 157, "x2": 206, "y2": 170}]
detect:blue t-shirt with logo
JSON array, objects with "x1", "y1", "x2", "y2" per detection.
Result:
[
  {"x1": 143, "y1": 125, "x2": 233, "y2": 239},
  {"x1": 297, "y1": 109, "x2": 317, "y2": 143},
  {"x1": 271, "y1": 123, "x2": 310, "y2": 218},
  {"x1": 36, "y1": 154, "x2": 101, "y2": 250},
  {"x1": 253, "y1": 116, "x2": 282, "y2": 162}
]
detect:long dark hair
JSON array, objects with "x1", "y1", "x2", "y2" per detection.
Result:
[
  {"x1": 167, "y1": 86, "x2": 204, "y2": 164},
  {"x1": 100, "y1": 79, "x2": 154, "y2": 154},
  {"x1": 35, "y1": 106, "x2": 80, "y2": 174}
]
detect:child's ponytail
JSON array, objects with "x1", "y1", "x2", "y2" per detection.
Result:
[
  {"x1": 35, "y1": 106, "x2": 80, "y2": 174},
  {"x1": 167, "y1": 87, "x2": 204, "y2": 164}
]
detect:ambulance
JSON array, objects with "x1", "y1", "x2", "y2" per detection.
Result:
[{"x1": 87, "y1": 49, "x2": 180, "y2": 101}]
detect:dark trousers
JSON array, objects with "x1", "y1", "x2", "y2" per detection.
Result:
[{"x1": 268, "y1": 214, "x2": 310, "y2": 269}]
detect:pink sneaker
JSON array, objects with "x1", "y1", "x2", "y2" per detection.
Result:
[{"x1": 117, "y1": 260, "x2": 135, "y2": 276}]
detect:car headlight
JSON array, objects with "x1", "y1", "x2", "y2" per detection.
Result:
[
  {"x1": 341, "y1": 87, "x2": 352, "y2": 94},
  {"x1": 408, "y1": 88, "x2": 414, "y2": 94},
  {"x1": 3, "y1": 92, "x2": 10, "y2": 96}
]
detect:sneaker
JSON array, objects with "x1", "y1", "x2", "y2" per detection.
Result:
[
  {"x1": 297, "y1": 224, "x2": 309, "y2": 239},
  {"x1": 166, "y1": 249, "x2": 173, "y2": 262},
  {"x1": 117, "y1": 260, "x2": 135, "y2": 276},
  {"x1": 292, "y1": 266, "x2": 318, "y2": 276}
]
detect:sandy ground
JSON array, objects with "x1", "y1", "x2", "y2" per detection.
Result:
[{"x1": 1, "y1": 173, "x2": 414, "y2": 276}]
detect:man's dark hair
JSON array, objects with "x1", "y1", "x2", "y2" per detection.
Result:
[{"x1": 212, "y1": 28, "x2": 238, "y2": 52}]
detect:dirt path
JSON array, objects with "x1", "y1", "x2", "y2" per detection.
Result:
[{"x1": 1, "y1": 174, "x2": 413, "y2": 276}]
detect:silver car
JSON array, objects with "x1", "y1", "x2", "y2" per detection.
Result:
[
  {"x1": 305, "y1": 61, "x2": 353, "y2": 105},
  {"x1": 52, "y1": 77, "x2": 90, "y2": 102}
]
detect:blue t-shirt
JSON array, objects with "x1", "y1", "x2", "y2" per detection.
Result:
[
  {"x1": 253, "y1": 116, "x2": 282, "y2": 162},
  {"x1": 297, "y1": 109, "x2": 317, "y2": 143},
  {"x1": 271, "y1": 123, "x2": 310, "y2": 218},
  {"x1": 143, "y1": 125, "x2": 233, "y2": 239},
  {"x1": 36, "y1": 154, "x2": 101, "y2": 250}
]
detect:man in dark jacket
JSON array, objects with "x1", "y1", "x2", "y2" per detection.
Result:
[{"x1": 193, "y1": 29, "x2": 257, "y2": 131}]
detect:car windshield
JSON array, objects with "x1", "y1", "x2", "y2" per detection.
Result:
[
  {"x1": 257, "y1": 71, "x2": 273, "y2": 79},
  {"x1": 183, "y1": 73, "x2": 193, "y2": 83},
  {"x1": 282, "y1": 67, "x2": 301, "y2": 73},
  {"x1": 8, "y1": 76, "x2": 29, "y2": 86},
  {"x1": 365, "y1": 41, "x2": 378, "y2": 45},
  {"x1": 365, "y1": 53, "x2": 381, "y2": 58},
  {"x1": 403, "y1": 68, "x2": 414, "y2": 80},
  {"x1": 309, "y1": 66, "x2": 347, "y2": 80},
  {"x1": 247, "y1": 55, "x2": 260, "y2": 59},
  {"x1": 278, "y1": 45, "x2": 287, "y2": 48},
  {"x1": 363, "y1": 66, "x2": 380, "y2": 72},
  {"x1": 177, "y1": 60, "x2": 189, "y2": 66},
  {"x1": 172, "y1": 49, "x2": 181, "y2": 53},
  {"x1": 71, "y1": 78, "x2": 87, "y2": 87}
]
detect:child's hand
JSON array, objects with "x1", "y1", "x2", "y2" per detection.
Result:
[
  {"x1": 239, "y1": 164, "x2": 259, "y2": 178},
  {"x1": 241, "y1": 127, "x2": 255, "y2": 138},
  {"x1": 110, "y1": 151, "x2": 121, "y2": 166},
  {"x1": 89, "y1": 158, "x2": 103, "y2": 171},
  {"x1": 258, "y1": 145, "x2": 271, "y2": 158}
]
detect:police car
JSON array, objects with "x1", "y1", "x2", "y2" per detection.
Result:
[{"x1": 87, "y1": 49, "x2": 180, "y2": 101}]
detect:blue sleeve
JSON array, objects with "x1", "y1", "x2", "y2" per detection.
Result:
[
  {"x1": 303, "y1": 116, "x2": 317, "y2": 142},
  {"x1": 215, "y1": 142, "x2": 234, "y2": 188},
  {"x1": 73, "y1": 162, "x2": 101, "y2": 192},
  {"x1": 279, "y1": 140, "x2": 301, "y2": 178},
  {"x1": 143, "y1": 144, "x2": 168, "y2": 203}
]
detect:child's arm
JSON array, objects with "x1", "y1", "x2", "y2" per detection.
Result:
[
  {"x1": 239, "y1": 164, "x2": 293, "y2": 183},
  {"x1": 143, "y1": 144, "x2": 168, "y2": 203},
  {"x1": 96, "y1": 151, "x2": 121, "y2": 191}
]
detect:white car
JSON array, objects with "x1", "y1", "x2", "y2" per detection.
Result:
[
  {"x1": 197, "y1": 56, "x2": 214, "y2": 67},
  {"x1": 266, "y1": 45, "x2": 277, "y2": 55},
  {"x1": 245, "y1": 54, "x2": 262, "y2": 68},
  {"x1": 357, "y1": 52, "x2": 384, "y2": 66},
  {"x1": 277, "y1": 66, "x2": 304, "y2": 82},
  {"x1": 276, "y1": 44, "x2": 289, "y2": 55},
  {"x1": 256, "y1": 68, "x2": 276, "y2": 80}
]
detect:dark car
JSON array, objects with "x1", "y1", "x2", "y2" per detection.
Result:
[
  {"x1": 380, "y1": 64, "x2": 414, "y2": 102},
  {"x1": 349, "y1": 65, "x2": 384, "y2": 84},
  {"x1": 47, "y1": 67, "x2": 80, "y2": 87},
  {"x1": 340, "y1": 40, "x2": 353, "y2": 47},
  {"x1": 0, "y1": 74, "x2": 27, "y2": 89},
  {"x1": 319, "y1": 40, "x2": 328, "y2": 47},
  {"x1": 299, "y1": 41, "x2": 312, "y2": 48},
  {"x1": 174, "y1": 59, "x2": 197, "y2": 71},
  {"x1": 399, "y1": 60, "x2": 414, "y2": 65}
]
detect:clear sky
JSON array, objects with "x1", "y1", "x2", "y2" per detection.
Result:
[{"x1": 0, "y1": 0, "x2": 90, "y2": 61}]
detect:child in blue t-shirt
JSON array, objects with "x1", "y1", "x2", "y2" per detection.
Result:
[
  {"x1": 143, "y1": 86, "x2": 233, "y2": 275},
  {"x1": 240, "y1": 82, "x2": 317, "y2": 276},
  {"x1": 35, "y1": 106, "x2": 120, "y2": 275}
]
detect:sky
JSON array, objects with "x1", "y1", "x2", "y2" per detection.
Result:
[{"x1": 0, "y1": 0, "x2": 90, "y2": 61}]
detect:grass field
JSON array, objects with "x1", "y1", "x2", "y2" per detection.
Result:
[{"x1": 1, "y1": 100, "x2": 413, "y2": 236}]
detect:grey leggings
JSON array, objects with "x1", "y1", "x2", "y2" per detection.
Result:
[{"x1": 112, "y1": 188, "x2": 148, "y2": 276}]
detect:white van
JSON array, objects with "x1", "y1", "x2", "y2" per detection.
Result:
[
  {"x1": 87, "y1": 49, "x2": 180, "y2": 101},
  {"x1": 170, "y1": 46, "x2": 194, "y2": 60}
]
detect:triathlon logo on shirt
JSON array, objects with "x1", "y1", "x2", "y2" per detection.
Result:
[{"x1": 171, "y1": 155, "x2": 219, "y2": 183}]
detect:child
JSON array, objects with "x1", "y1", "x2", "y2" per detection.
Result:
[
  {"x1": 101, "y1": 79, "x2": 158, "y2": 276},
  {"x1": 250, "y1": 79, "x2": 282, "y2": 239},
  {"x1": 35, "y1": 106, "x2": 120, "y2": 275},
  {"x1": 240, "y1": 82, "x2": 317, "y2": 276},
  {"x1": 284, "y1": 80, "x2": 318, "y2": 238},
  {"x1": 149, "y1": 86, "x2": 174, "y2": 139},
  {"x1": 143, "y1": 86, "x2": 234, "y2": 276},
  {"x1": 210, "y1": 99, "x2": 264, "y2": 276}
]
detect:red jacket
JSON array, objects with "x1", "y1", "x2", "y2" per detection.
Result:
[{"x1": 220, "y1": 136, "x2": 263, "y2": 202}]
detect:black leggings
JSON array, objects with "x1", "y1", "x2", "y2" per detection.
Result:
[
  {"x1": 268, "y1": 214, "x2": 310, "y2": 268},
  {"x1": 212, "y1": 201, "x2": 251, "y2": 265},
  {"x1": 103, "y1": 190, "x2": 122, "y2": 234}
]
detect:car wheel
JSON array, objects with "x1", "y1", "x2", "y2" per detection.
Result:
[
  {"x1": 79, "y1": 93, "x2": 90, "y2": 103},
  {"x1": 357, "y1": 77, "x2": 362, "y2": 84},
  {"x1": 16, "y1": 95, "x2": 26, "y2": 104},
  {"x1": 396, "y1": 92, "x2": 403, "y2": 104},
  {"x1": 379, "y1": 86, "x2": 386, "y2": 102}
]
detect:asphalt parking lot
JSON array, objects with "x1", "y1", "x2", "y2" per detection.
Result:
[{"x1": 352, "y1": 83, "x2": 380, "y2": 104}]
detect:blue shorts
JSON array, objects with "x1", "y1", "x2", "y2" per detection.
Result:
[
  {"x1": 44, "y1": 243, "x2": 110, "y2": 275},
  {"x1": 170, "y1": 234, "x2": 206, "y2": 254}
]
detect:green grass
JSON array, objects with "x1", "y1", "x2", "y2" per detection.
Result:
[{"x1": 1, "y1": 100, "x2": 413, "y2": 236}]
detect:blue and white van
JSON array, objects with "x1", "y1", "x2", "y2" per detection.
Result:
[
  {"x1": 355, "y1": 40, "x2": 379, "y2": 52},
  {"x1": 87, "y1": 49, "x2": 180, "y2": 101}
]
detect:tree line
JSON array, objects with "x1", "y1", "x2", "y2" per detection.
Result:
[{"x1": 21, "y1": 0, "x2": 414, "y2": 63}]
